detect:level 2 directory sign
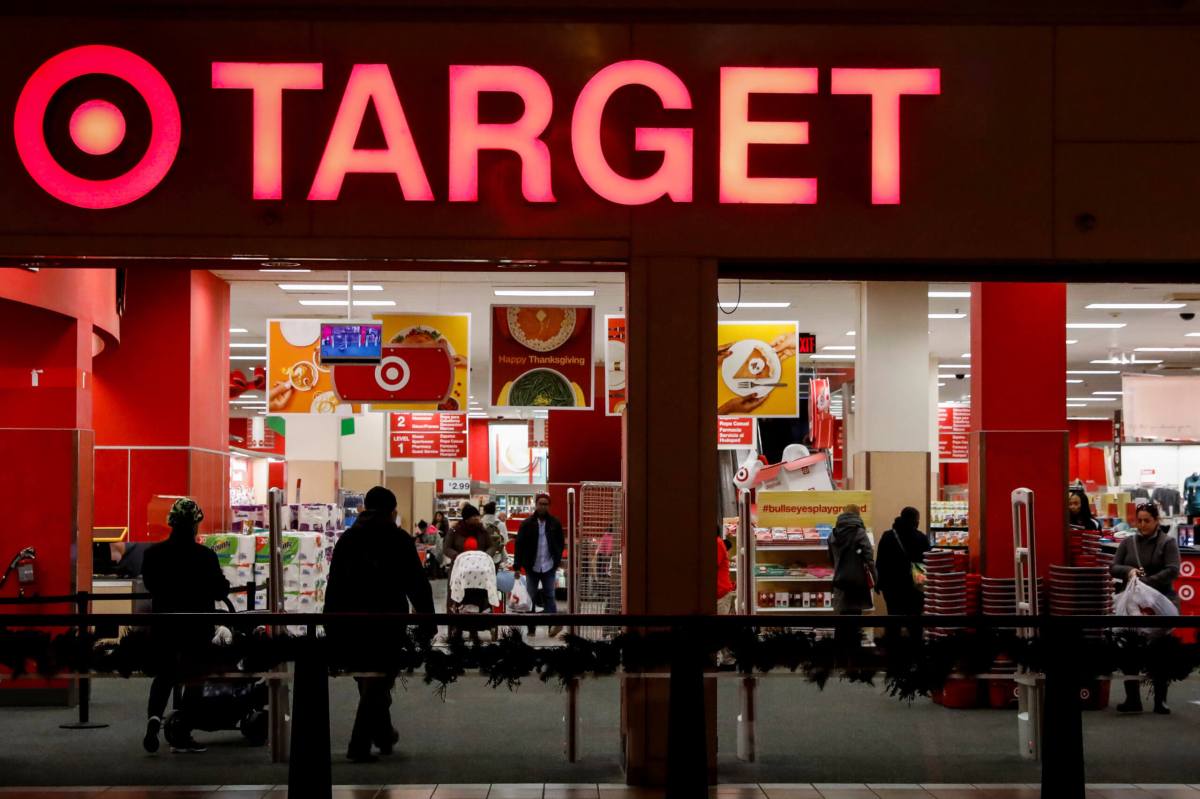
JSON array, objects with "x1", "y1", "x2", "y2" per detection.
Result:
[{"x1": 388, "y1": 411, "x2": 468, "y2": 461}]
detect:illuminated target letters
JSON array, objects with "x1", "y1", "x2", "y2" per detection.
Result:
[{"x1": 13, "y1": 44, "x2": 181, "y2": 209}]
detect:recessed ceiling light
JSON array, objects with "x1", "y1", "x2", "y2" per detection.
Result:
[
  {"x1": 230, "y1": 327, "x2": 249, "y2": 334},
  {"x1": 1085, "y1": 303, "x2": 1185, "y2": 310},
  {"x1": 929, "y1": 291, "x2": 971, "y2": 298},
  {"x1": 939, "y1": 363, "x2": 971, "y2": 369},
  {"x1": 1134, "y1": 347, "x2": 1200, "y2": 353},
  {"x1": 1067, "y1": 370, "x2": 1120, "y2": 375},
  {"x1": 1068, "y1": 416, "x2": 1109, "y2": 421},
  {"x1": 230, "y1": 355, "x2": 266, "y2": 361},
  {"x1": 1186, "y1": 333, "x2": 1200, "y2": 338},
  {"x1": 715, "y1": 301, "x2": 792, "y2": 308},
  {"x1": 928, "y1": 313, "x2": 966, "y2": 320},
  {"x1": 960, "y1": 353, "x2": 971, "y2": 359},
  {"x1": 1066, "y1": 403, "x2": 1087, "y2": 408},
  {"x1": 1090, "y1": 358, "x2": 1161, "y2": 365},
  {"x1": 230, "y1": 342, "x2": 267, "y2": 348},
  {"x1": 1069, "y1": 397, "x2": 1117, "y2": 402},
  {"x1": 1066, "y1": 379, "x2": 1083, "y2": 384},
  {"x1": 846, "y1": 331, "x2": 856, "y2": 337},
  {"x1": 1066, "y1": 339, "x2": 1078, "y2": 345},
  {"x1": 1067, "y1": 322, "x2": 1126, "y2": 329},
  {"x1": 810, "y1": 354, "x2": 856, "y2": 360},
  {"x1": 1093, "y1": 391, "x2": 1124, "y2": 395},
  {"x1": 822, "y1": 345, "x2": 856, "y2": 351},
  {"x1": 494, "y1": 289, "x2": 596, "y2": 297},
  {"x1": 297, "y1": 299, "x2": 397, "y2": 307},
  {"x1": 937, "y1": 382, "x2": 947, "y2": 387},
  {"x1": 278, "y1": 283, "x2": 383, "y2": 292}
]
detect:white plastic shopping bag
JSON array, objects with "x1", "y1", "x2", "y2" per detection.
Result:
[
  {"x1": 509, "y1": 574, "x2": 533, "y2": 613},
  {"x1": 1114, "y1": 574, "x2": 1178, "y2": 636}
]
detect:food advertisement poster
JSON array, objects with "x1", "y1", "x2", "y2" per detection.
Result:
[
  {"x1": 374, "y1": 313, "x2": 471, "y2": 412},
  {"x1": 938, "y1": 405, "x2": 970, "y2": 463},
  {"x1": 266, "y1": 319, "x2": 357, "y2": 415},
  {"x1": 387, "y1": 411, "x2": 468, "y2": 461},
  {"x1": 491, "y1": 306, "x2": 593, "y2": 410},
  {"x1": 605, "y1": 314, "x2": 627, "y2": 416},
  {"x1": 757, "y1": 490, "x2": 873, "y2": 530},
  {"x1": 717, "y1": 321, "x2": 800, "y2": 418}
]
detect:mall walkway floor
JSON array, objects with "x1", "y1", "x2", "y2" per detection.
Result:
[{"x1": 1, "y1": 784, "x2": 1200, "y2": 797}]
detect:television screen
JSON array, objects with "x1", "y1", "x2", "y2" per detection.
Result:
[{"x1": 319, "y1": 322, "x2": 383, "y2": 364}]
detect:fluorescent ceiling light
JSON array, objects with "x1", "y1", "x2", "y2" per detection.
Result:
[
  {"x1": 1093, "y1": 391, "x2": 1124, "y2": 395},
  {"x1": 846, "y1": 331, "x2": 856, "y2": 337},
  {"x1": 928, "y1": 313, "x2": 966, "y2": 320},
  {"x1": 1069, "y1": 416, "x2": 1109, "y2": 421},
  {"x1": 810, "y1": 354, "x2": 855, "y2": 360},
  {"x1": 929, "y1": 291, "x2": 971, "y2": 298},
  {"x1": 1066, "y1": 379, "x2": 1083, "y2": 384},
  {"x1": 259, "y1": 268, "x2": 311, "y2": 273},
  {"x1": 960, "y1": 353, "x2": 971, "y2": 359},
  {"x1": 278, "y1": 283, "x2": 383, "y2": 292},
  {"x1": 230, "y1": 399, "x2": 267, "y2": 405},
  {"x1": 1066, "y1": 403, "x2": 1087, "y2": 408},
  {"x1": 822, "y1": 345, "x2": 856, "y2": 351},
  {"x1": 494, "y1": 289, "x2": 596, "y2": 297},
  {"x1": 230, "y1": 355, "x2": 266, "y2": 361},
  {"x1": 1085, "y1": 303, "x2": 1185, "y2": 310},
  {"x1": 236, "y1": 394, "x2": 261, "y2": 400},
  {"x1": 230, "y1": 342, "x2": 267, "y2": 348},
  {"x1": 297, "y1": 299, "x2": 397, "y2": 307},
  {"x1": 1069, "y1": 397, "x2": 1117, "y2": 402},
  {"x1": 229, "y1": 327, "x2": 249, "y2": 334},
  {"x1": 1066, "y1": 339, "x2": 1078, "y2": 345},
  {"x1": 939, "y1": 363, "x2": 971, "y2": 369},
  {"x1": 1067, "y1": 322, "x2": 1126, "y2": 329},
  {"x1": 1134, "y1": 347, "x2": 1200, "y2": 353},
  {"x1": 1186, "y1": 333, "x2": 1200, "y2": 338},
  {"x1": 1090, "y1": 358, "x2": 1161, "y2": 365},
  {"x1": 1067, "y1": 370, "x2": 1120, "y2": 375},
  {"x1": 716, "y1": 301, "x2": 792, "y2": 308}
]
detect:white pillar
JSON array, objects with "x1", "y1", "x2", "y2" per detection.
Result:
[{"x1": 851, "y1": 282, "x2": 932, "y2": 529}]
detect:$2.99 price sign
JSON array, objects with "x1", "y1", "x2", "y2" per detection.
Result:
[{"x1": 388, "y1": 412, "x2": 468, "y2": 461}]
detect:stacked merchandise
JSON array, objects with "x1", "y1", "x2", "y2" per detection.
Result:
[
  {"x1": 980, "y1": 576, "x2": 1044, "y2": 708},
  {"x1": 923, "y1": 548, "x2": 979, "y2": 707},
  {"x1": 929, "y1": 501, "x2": 969, "y2": 547},
  {"x1": 200, "y1": 533, "x2": 267, "y2": 612},
  {"x1": 1048, "y1": 564, "x2": 1114, "y2": 709},
  {"x1": 1068, "y1": 527, "x2": 1112, "y2": 569}
]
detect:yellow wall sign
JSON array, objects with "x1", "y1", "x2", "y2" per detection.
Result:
[
  {"x1": 756, "y1": 490, "x2": 873, "y2": 530},
  {"x1": 374, "y1": 313, "x2": 471, "y2": 412},
  {"x1": 717, "y1": 321, "x2": 800, "y2": 418}
]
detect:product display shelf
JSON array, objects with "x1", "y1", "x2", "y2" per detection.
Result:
[
  {"x1": 754, "y1": 533, "x2": 835, "y2": 612},
  {"x1": 754, "y1": 605, "x2": 836, "y2": 613}
]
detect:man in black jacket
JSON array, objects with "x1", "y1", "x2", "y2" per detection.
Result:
[
  {"x1": 141, "y1": 498, "x2": 230, "y2": 755},
  {"x1": 325, "y1": 486, "x2": 433, "y2": 762},
  {"x1": 514, "y1": 493, "x2": 564, "y2": 636}
]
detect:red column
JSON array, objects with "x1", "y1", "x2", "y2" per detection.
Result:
[
  {"x1": 969, "y1": 283, "x2": 1068, "y2": 577},
  {"x1": 93, "y1": 268, "x2": 230, "y2": 541}
]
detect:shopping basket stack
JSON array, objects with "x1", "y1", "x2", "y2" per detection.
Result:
[{"x1": 1048, "y1": 564, "x2": 1115, "y2": 709}]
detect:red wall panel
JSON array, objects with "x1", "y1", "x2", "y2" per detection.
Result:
[
  {"x1": 189, "y1": 270, "x2": 230, "y2": 452},
  {"x1": 0, "y1": 300, "x2": 92, "y2": 428},
  {"x1": 94, "y1": 449, "x2": 130, "y2": 529},
  {"x1": 128, "y1": 450, "x2": 189, "y2": 542},
  {"x1": 547, "y1": 366, "x2": 622, "y2": 484},
  {"x1": 0, "y1": 267, "x2": 119, "y2": 342},
  {"x1": 1068, "y1": 419, "x2": 1111, "y2": 487},
  {"x1": 468, "y1": 418, "x2": 490, "y2": 481}
]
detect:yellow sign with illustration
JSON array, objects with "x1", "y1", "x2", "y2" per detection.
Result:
[
  {"x1": 756, "y1": 490, "x2": 873, "y2": 530},
  {"x1": 266, "y1": 319, "x2": 356, "y2": 415},
  {"x1": 717, "y1": 321, "x2": 799, "y2": 417},
  {"x1": 374, "y1": 313, "x2": 471, "y2": 412}
]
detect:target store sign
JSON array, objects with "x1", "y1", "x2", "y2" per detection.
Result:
[
  {"x1": 388, "y1": 411, "x2": 468, "y2": 461},
  {"x1": 332, "y1": 344, "x2": 455, "y2": 403},
  {"x1": 14, "y1": 44, "x2": 940, "y2": 210}
]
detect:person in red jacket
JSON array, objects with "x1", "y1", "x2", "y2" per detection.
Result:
[{"x1": 717, "y1": 530, "x2": 735, "y2": 614}]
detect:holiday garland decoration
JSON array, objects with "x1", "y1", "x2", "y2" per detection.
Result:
[{"x1": 2, "y1": 623, "x2": 1199, "y2": 701}]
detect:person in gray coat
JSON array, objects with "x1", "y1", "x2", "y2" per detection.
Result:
[
  {"x1": 1111, "y1": 502, "x2": 1181, "y2": 714},
  {"x1": 828, "y1": 504, "x2": 877, "y2": 614}
]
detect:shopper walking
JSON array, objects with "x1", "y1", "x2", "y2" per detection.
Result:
[
  {"x1": 1111, "y1": 502, "x2": 1182, "y2": 714},
  {"x1": 325, "y1": 486, "x2": 434, "y2": 762},
  {"x1": 444, "y1": 504, "x2": 494, "y2": 564},
  {"x1": 828, "y1": 504, "x2": 876, "y2": 647},
  {"x1": 716, "y1": 529, "x2": 736, "y2": 615},
  {"x1": 140, "y1": 498, "x2": 230, "y2": 755},
  {"x1": 875, "y1": 506, "x2": 930, "y2": 618},
  {"x1": 515, "y1": 493, "x2": 565, "y2": 637},
  {"x1": 1069, "y1": 489, "x2": 1101, "y2": 531},
  {"x1": 480, "y1": 501, "x2": 507, "y2": 568}
]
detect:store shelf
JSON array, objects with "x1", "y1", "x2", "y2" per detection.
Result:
[
  {"x1": 754, "y1": 606, "x2": 836, "y2": 613},
  {"x1": 754, "y1": 575, "x2": 833, "y2": 583}
]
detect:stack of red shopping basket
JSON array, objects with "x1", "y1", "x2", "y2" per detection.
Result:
[{"x1": 1048, "y1": 564, "x2": 1115, "y2": 709}]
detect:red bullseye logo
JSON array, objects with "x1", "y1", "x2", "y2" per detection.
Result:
[
  {"x1": 1180, "y1": 584, "x2": 1195, "y2": 603},
  {"x1": 1182, "y1": 561, "x2": 1195, "y2": 578},
  {"x1": 13, "y1": 45, "x2": 180, "y2": 209}
]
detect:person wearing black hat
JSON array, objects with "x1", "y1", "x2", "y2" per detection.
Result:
[
  {"x1": 140, "y1": 498, "x2": 230, "y2": 755},
  {"x1": 325, "y1": 485, "x2": 434, "y2": 762},
  {"x1": 443, "y1": 503, "x2": 493, "y2": 565}
]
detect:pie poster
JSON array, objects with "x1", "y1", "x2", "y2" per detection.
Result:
[
  {"x1": 266, "y1": 319, "x2": 357, "y2": 415},
  {"x1": 717, "y1": 321, "x2": 799, "y2": 418},
  {"x1": 491, "y1": 306, "x2": 593, "y2": 410},
  {"x1": 373, "y1": 313, "x2": 471, "y2": 412},
  {"x1": 605, "y1": 314, "x2": 626, "y2": 416}
]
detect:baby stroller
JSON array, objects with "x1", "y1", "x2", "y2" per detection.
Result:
[
  {"x1": 448, "y1": 551, "x2": 501, "y2": 641},
  {"x1": 163, "y1": 597, "x2": 268, "y2": 748}
]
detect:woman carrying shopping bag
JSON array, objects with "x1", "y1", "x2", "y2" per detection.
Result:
[{"x1": 1111, "y1": 503, "x2": 1181, "y2": 714}]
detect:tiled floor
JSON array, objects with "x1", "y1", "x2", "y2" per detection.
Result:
[{"x1": 2, "y1": 786, "x2": 1200, "y2": 799}]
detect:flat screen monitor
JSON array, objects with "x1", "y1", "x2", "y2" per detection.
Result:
[{"x1": 319, "y1": 321, "x2": 383, "y2": 364}]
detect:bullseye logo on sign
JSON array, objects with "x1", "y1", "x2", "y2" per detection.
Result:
[
  {"x1": 1180, "y1": 584, "x2": 1196, "y2": 604},
  {"x1": 13, "y1": 45, "x2": 180, "y2": 209},
  {"x1": 331, "y1": 344, "x2": 455, "y2": 403},
  {"x1": 1182, "y1": 561, "x2": 1195, "y2": 579}
]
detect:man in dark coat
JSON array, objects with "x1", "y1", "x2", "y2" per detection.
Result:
[
  {"x1": 325, "y1": 486, "x2": 434, "y2": 762},
  {"x1": 141, "y1": 498, "x2": 230, "y2": 755},
  {"x1": 875, "y1": 506, "x2": 931, "y2": 617},
  {"x1": 827, "y1": 504, "x2": 877, "y2": 614},
  {"x1": 514, "y1": 493, "x2": 565, "y2": 635}
]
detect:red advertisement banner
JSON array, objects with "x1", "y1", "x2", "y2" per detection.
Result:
[
  {"x1": 717, "y1": 416, "x2": 756, "y2": 449},
  {"x1": 332, "y1": 344, "x2": 456, "y2": 403},
  {"x1": 491, "y1": 306, "x2": 594, "y2": 410},
  {"x1": 388, "y1": 411, "x2": 468, "y2": 460},
  {"x1": 605, "y1": 314, "x2": 627, "y2": 416},
  {"x1": 938, "y1": 405, "x2": 971, "y2": 462}
]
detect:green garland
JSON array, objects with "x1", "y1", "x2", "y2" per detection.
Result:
[{"x1": 2, "y1": 626, "x2": 1198, "y2": 702}]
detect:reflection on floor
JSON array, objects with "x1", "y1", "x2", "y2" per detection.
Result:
[{"x1": 1, "y1": 784, "x2": 1200, "y2": 798}]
